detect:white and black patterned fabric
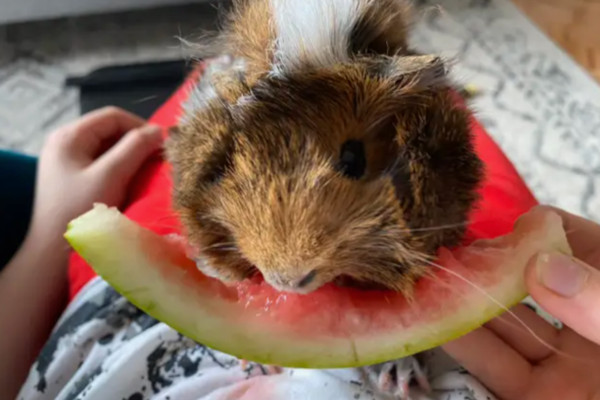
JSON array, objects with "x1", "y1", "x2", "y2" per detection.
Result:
[{"x1": 19, "y1": 278, "x2": 497, "y2": 400}]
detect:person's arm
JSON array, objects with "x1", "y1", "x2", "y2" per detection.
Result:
[
  {"x1": 0, "y1": 221, "x2": 72, "y2": 395},
  {"x1": 0, "y1": 107, "x2": 163, "y2": 398}
]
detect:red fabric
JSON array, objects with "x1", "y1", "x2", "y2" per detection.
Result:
[
  {"x1": 467, "y1": 121, "x2": 538, "y2": 241},
  {"x1": 67, "y1": 65, "x2": 538, "y2": 300}
]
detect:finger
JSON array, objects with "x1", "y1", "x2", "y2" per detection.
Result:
[
  {"x1": 485, "y1": 304, "x2": 560, "y2": 362},
  {"x1": 535, "y1": 205, "x2": 600, "y2": 266},
  {"x1": 93, "y1": 124, "x2": 163, "y2": 184},
  {"x1": 526, "y1": 252, "x2": 600, "y2": 345},
  {"x1": 442, "y1": 327, "x2": 532, "y2": 400},
  {"x1": 63, "y1": 107, "x2": 146, "y2": 159}
]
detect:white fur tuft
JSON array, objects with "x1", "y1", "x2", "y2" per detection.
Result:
[
  {"x1": 270, "y1": 0, "x2": 367, "y2": 71},
  {"x1": 181, "y1": 55, "x2": 246, "y2": 122}
]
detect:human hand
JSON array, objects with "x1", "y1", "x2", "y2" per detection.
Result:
[
  {"x1": 31, "y1": 106, "x2": 163, "y2": 238},
  {"x1": 0, "y1": 107, "x2": 162, "y2": 396},
  {"x1": 443, "y1": 206, "x2": 600, "y2": 400}
]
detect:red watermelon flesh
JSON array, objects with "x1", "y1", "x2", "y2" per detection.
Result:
[{"x1": 65, "y1": 204, "x2": 570, "y2": 368}]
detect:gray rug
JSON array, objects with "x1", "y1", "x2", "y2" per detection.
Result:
[
  {"x1": 0, "y1": 0, "x2": 598, "y2": 221},
  {"x1": 413, "y1": 0, "x2": 600, "y2": 222},
  {"x1": 0, "y1": 3, "x2": 219, "y2": 153}
]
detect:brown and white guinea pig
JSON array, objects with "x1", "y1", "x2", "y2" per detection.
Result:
[{"x1": 166, "y1": 0, "x2": 484, "y2": 295}]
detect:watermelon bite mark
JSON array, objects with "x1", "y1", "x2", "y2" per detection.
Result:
[{"x1": 65, "y1": 204, "x2": 571, "y2": 368}]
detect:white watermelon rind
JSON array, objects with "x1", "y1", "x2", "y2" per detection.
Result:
[{"x1": 65, "y1": 204, "x2": 570, "y2": 368}]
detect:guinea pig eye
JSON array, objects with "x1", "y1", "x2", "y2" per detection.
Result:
[{"x1": 338, "y1": 140, "x2": 366, "y2": 179}]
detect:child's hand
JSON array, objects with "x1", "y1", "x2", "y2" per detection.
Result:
[
  {"x1": 443, "y1": 207, "x2": 600, "y2": 400},
  {"x1": 0, "y1": 107, "x2": 163, "y2": 397},
  {"x1": 31, "y1": 107, "x2": 163, "y2": 236}
]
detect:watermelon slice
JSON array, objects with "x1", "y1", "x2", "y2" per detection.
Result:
[{"x1": 65, "y1": 204, "x2": 570, "y2": 368}]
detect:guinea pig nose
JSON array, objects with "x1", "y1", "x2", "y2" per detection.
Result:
[{"x1": 296, "y1": 269, "x2": 317, "y2": 288}]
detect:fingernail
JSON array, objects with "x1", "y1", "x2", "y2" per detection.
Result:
[{"x1": 536, "y1": 253, "x2": 589, "y2": 297}]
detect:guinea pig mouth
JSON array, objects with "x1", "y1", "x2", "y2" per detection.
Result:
[
  {"x1": 190, "y1": 236, "x2": 390, "y2": 293},
  {"x1": 333, "y1": 275, "x2": 391, "y2": 291},
  {"x1": 194, "y1": 255, "x2": 322, "y2": 293},
  {"x1": 194, "y1": 253, "x2": 390, "y2": 293}
]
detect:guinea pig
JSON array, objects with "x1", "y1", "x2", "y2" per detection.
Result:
[{"x1": 166, "y1": 0, "x2": 483, "y2": 295}]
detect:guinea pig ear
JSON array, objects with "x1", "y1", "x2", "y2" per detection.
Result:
[{"x1": 383, "y1": 54, "x2": 448, "y2": 90}]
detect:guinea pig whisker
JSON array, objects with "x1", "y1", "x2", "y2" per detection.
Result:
[
  {"x1": 382, "y1": 155, "x2": 405, "y2": 176},
  {"x1": 408, "y1": 221, "x2": 470, "y2": 232},
  {"x1": 205, "y1": 241, "x2": 237, "y2": 248},
  {"x1": 137, "y1": 222, "x2": 180, "y2": 230},
  {"x1": 387, "y1": 221, "x2": 470, "y2": 236},
  {"x1": 418, "y1": 256, "x2": 575, "y2": 360},
  {"x1": 214, "y1": 247, "x2": 239, "y2": 253},
  {"x1": 200, "y1": 243, "x2": 239, "y2": 253}
]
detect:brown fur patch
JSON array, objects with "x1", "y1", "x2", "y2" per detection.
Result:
[{"x1": 349, "y1": 0, "x2": 413, "y2": 55}]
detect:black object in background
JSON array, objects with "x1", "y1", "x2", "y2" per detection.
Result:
[{"x1": 66, "y1": 60, "x2": 194, "y2": 119}]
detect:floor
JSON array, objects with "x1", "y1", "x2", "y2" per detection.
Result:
[
  {"x1": 0, "y1": 0, "x2": 599, "y2": 221},
  {"x1": 0, "y1": 3, "x2": 219, "y2": 154},
  {"x1": 512, "y1": 0, "x2": 600, "y2": 81}
]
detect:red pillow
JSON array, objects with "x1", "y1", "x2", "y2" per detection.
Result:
[{"x1": 67, "y1": 63, "x2": 537, "y2": 300}]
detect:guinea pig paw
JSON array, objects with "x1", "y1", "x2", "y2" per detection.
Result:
[
  {"x1": 163, "y1": 233, "x2": 199, "y2": 260},
  {"x1": 361, "y1": 356, "x2": 431, "y2": 400}
]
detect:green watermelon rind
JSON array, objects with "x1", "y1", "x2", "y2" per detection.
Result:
[{"x1": 65, "y1": 204, "x2": 570, "y2": 368}]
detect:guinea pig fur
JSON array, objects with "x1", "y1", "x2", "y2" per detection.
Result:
[{"x1": 166, "y1": 0, "x2": 483, "y2": 295}]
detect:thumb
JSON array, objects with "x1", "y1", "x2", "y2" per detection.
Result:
[
  {"x1": 525, "y1": 252, "x2": 600, "y2": 345},
  {"x1": 94, "y1": 124, "x2": 163, "y2": 183}
]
